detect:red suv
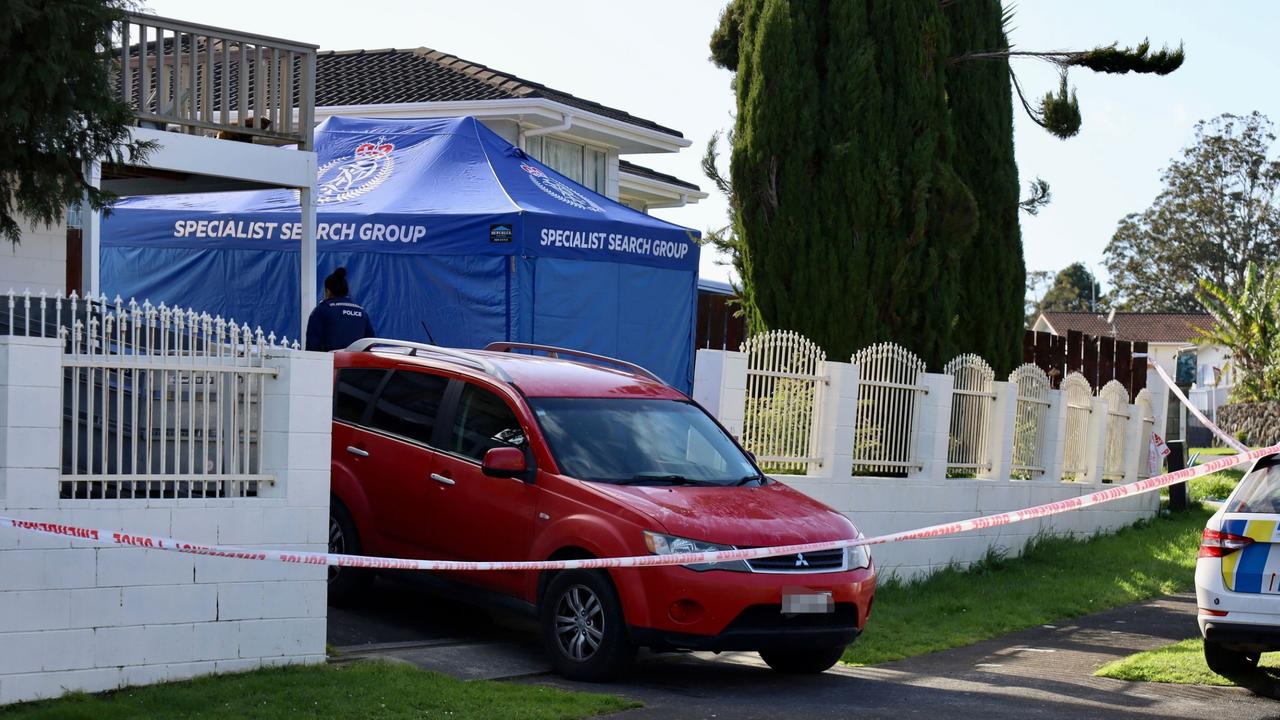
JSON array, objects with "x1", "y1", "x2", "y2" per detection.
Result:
[{"x1": 327, "y1": 339, "x2": 876, "y2": 680}]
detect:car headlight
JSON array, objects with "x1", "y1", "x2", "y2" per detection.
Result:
[
  {"x1": 643, "y1": 531, "x2": 750, "y2": 572},
  {"x1": 847, "y1": 542, "x2": 872, "y2": 571}
]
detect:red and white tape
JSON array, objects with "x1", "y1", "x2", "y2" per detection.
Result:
[
  {"x1": 2, "y1": 444, "x2": 1274, "y2": 572},
  {"x1": 1147, "y1": 359, "x2": 1247, "y2": 453}
]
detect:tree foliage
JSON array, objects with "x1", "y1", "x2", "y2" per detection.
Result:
[
  {"x1": 1037, "y1": 262, "x2": 1104, "y2": 314},
  {"x1": 1105, "y1": 112, "x2": 1280, "y2": 312},
  {"x1": 0, "y1": 0, "x2": 152, "y2": 246},
  {"x1": 1195, "y1": 262, "x2": 1280, "y2": 403}
]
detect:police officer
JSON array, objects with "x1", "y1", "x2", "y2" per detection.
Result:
[{"x1": 305, "y1": 267, "x2": 376, "y2": 351}]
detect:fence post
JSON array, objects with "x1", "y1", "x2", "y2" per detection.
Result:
[
  {"x1": 693, "y1": 349, "x2": 748, "y2": 441},
  {"x1": 983, "y1": 381, "x2": 1017, "y2": 480},
  {"x1": 0, "y1": 336, "x2": 63, "y2": 508},
  {"x1": 910, "y1": 373, "x2": 953, "y2": 480},
  {"x1": 812, "y1": 361, "x2": 858, "y2": 479},
  {"x1": 1042, "y1": 389, "x2": 1067, "y2": 482},
  {"x1": 1123, "y1": 400, "x2": 1144, "y2": 482},
  {"x1": 1083, "y1": 397, "x2": 1109, "y2": 483}
]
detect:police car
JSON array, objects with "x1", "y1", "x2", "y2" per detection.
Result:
[{"x1": 1196, "y1": 453, "x2": 1280, "y2": 674}]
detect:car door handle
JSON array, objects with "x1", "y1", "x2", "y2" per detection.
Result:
[
  {"x1": 430, "y1": 473, "x2": 455, "y2": 486},
  {"x1": 346, "y1": 446, "x2": 369, "y2": 458}
]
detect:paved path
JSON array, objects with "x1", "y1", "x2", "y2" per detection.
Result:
[{"x1": 331, "y1": 585, "x2": 1279, "y2": 718}]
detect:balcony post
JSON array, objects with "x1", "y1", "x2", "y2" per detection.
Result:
[
  {"x1": 299, "y1": 186, "x2": 317, "y2": 343},
  {"x1": 80, "y1": 160, "x2": 102, "y2": 297}
]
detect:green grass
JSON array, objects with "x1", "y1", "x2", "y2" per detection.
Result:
[
  {"x1": 1190, "y1": 446, "x2": 1247, "y2": 457},
  {"x1": 843, "y1": 504, "x2": 1215, "y2": 666},
  {"x1": 1096, "y1": 638, "x2": 1280, "y2": 687},
  {"x1": 0, "y1": 661, "x2": 639, "y2": 720}
]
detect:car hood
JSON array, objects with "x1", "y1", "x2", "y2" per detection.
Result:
[{"x1": 588, "y1": 480, "x2": 856, "y2": 547}]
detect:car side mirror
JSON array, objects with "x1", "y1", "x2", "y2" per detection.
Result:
[{"x1": 482, "y1": 446, "x2": 527, "y2": 478}]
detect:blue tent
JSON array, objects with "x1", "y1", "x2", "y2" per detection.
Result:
[{"x1": 102, "y1": 116, "x2": 701, "y2": 389}]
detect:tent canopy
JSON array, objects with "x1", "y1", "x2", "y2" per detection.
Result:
[{"x1": 103, "y1": 116, "x2": 701, "y2": 389}]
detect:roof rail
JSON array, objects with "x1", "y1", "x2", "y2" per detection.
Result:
[
  {"x1": 346, "y1": 338, "x2": 511, "y2": 382},
  {"x1": 483, "y1": 342, "x2": 665, "y2": 385}
]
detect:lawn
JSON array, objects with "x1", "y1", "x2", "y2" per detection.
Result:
[
  {"x1": 1096, "y1": 638, "x2": 1280, "y2": 690},
  {"x1": 843, "y1": 495, "x2": 1234, "y2": 666},
  {"x1": 0, "y1": 661, "x2": 638, "y2": 720}
]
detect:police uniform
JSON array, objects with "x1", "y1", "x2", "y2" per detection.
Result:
[{"x1": 305, "y1": 296, "x2": 375, "y2": 351}]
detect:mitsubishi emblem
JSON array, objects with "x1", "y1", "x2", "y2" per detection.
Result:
[{"x1": 795, "y1": 553, "x2": 809, "y2": 568}]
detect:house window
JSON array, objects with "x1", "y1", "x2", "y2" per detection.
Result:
[{"x1": 526, "y1": 135, "x2": 607, "y2": 195}]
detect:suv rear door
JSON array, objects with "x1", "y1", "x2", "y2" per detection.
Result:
[
  {"x1": 429, "y1": 381, "x2": 537, "y2": 595},
  {"x1": 1222, "y1": 459, "x2": 1280, "y2": 594}
]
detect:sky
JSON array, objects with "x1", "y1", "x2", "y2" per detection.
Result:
[{"x1": 143, "y1": 0, "x2": 1280, "y2": 289}]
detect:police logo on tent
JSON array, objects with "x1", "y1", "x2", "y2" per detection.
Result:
[
  {"x1": 520, "y1": 163, "x2": 603, "y2": 213},
  {"x1": 316, "y1": 138, "x2": 396, "y2": 205}
]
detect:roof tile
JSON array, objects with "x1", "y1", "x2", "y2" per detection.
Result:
[{"x1": 1038, "y1": 311, "x2": 1214, "y2": 343}]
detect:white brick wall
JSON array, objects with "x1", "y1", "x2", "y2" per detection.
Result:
[
  {"x1": 0, "y1": 338, "x2": 333, "y2": 705},
  {"x1": 696, "y1": 349, "x2": 1164, "y2": 583}
]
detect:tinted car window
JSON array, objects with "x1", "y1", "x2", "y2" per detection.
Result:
[
  {"x1": 334, "y1": 369, "x2": 386, "y2": 425},
  {"x1": 368, "y1": 371, "x2": 449, "y2": 446},
  {"x1": 1230, "y1": 460, "x2": 1280, "y2": 514},
  {"x1": 448, "y1": 385, "x2": 525, "y2": 462}
]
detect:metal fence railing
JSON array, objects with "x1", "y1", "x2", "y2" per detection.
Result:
[
  {"x1": 1060, "y1": 372, "x2": 1094, "y2": 481},
  {"x1": 740, "y1": 331, "x2": 826, "y2": 474},
  {"x1": 944, "y1": 354, "x2": 995, "y2": 477},
  {"x1": 1100, "y1": 380, "x2": 1131, "y2": 483},
  {"x1": 2, "y1": 290, "x2": 288, "y2": 500},
  {"x1": 1009, "y1": 363, "x2": 1051, "y2": 479},
  {"x1": 850, "y1": 343, "x2": 927, "y2": 476}
]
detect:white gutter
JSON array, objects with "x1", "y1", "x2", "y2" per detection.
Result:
[{"x1": 519, "y1": 112, "x2": 573, "y2": 150}]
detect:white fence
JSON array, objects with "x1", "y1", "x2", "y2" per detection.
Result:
[
  {"x1": 1135, "y1": 388, "x2": 1156, "y2": 479},
  {"x1": 1100, "y1": 380, "x2": 1131, "y2": 483},
  {"x1": 850, "y1": 343, "x2": 927, "y2": 476},
  {"x1": 1009, "y1": 364, "x2": 1051, "y2": 479},
  {"x1": 739, "y1": 331, "x2": 825, "y2": 473},
  {"x1": 3, "y1": 292, "x2": 297, "y2": 499},
  {"x1": 1060, "y1": 372, "x2": 1093, "y2": 481},
  {"x1": 944, "y1": 354, "x2": 995, "y2": 476}
]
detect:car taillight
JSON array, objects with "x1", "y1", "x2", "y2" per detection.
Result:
[{"x1": 1198, "y1": 528, "x2": 1253, "y2": 558}]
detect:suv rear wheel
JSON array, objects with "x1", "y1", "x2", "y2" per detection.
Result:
[
  {"x1": 540, "y1": 569, "x2": 634, "y2": 682},
  {"x1": 1203, "y1": 638, "x2": 1260, "y2": 675},
  {"x1": 759, "y1": 645, "x2": 846, "y2": 674},
  {"x1": 328, "y1": 499, "x2": 373, "y2": 606}
]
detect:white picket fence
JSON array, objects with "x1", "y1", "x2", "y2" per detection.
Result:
[
  {"x1": 731, "y1": 331, "x2": 1160, "y2": 483},
  {"x1": 3, "y1": 290, "x2": 293, "y2": 499}
]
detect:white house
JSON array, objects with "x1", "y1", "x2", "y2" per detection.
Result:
[{"x1": 309, "y1": 47, "x2": 708, "y2": 213}]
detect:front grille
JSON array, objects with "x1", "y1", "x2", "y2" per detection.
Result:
[{"x1": 746, "y1": 548, "x2": 846, "y2": 573}]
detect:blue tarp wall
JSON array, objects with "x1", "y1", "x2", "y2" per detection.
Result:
[{"x1": 102, "y1": 116, "x2": 701, "y2": 390}]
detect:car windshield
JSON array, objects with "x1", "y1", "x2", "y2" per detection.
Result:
[
  {"x1": 529, "y1": 398, "x2": 761, "y2": 486},
  {"x1": 1229, "y1": 458, "x2": 1280, "y2": 514}
]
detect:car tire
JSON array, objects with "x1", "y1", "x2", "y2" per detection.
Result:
[
  {"x1": 759, "y1": 645, "x2": 847, "y2": 674},
  {"x1": 1203, "y1": 638, "x2": 1260, "y2": 675},
  {"x1": 327, "y1": 499, "x2": 373, "y2": 607},
  {"x1": 540, "y1": 569, "x2": 635, "y2": 682}
]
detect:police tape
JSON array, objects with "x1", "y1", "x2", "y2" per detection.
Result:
[
  {"x1": 1147, "y1": 359, "x2": 1248, "y2": 453},
  {"x1": 2, "y1": 443, "x2": 1277, "y2": 572}
]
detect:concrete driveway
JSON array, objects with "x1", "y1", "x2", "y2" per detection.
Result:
[{"x1": 329, "y1": 583, "x2": 1279, "y2": 719}]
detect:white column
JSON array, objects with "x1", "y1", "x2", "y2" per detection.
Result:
[
  {"x1": 692, "y1": 349, "x2": 747, "y2": 440},
  {"x1": 910, "y1": 373, "x2": 954, "y2": 480},
  {"x1": 298, "y1": 186, "x2": 317, "y2": 343},
  {"x1": 1123, "y1": 401, "x2": 1144, "y2": 483},
  {"x1": 1041, "y1": 389, "x2": 1066, "y2": 482},
  {"x1": 0, "y1": 336, "x2": 63, "y2": 509},
  {"x1": 812, "y1": 361, "x2": 858, "y2": 479},
  {"x1": 1083, "y1": 397, "x2": 1108, "y2": 483},
  {"x1": 80, "y1": 161, "x2": 102, "y2": 297},
  {"x1": 983, "y1": 381, "x2": 1017, "y2": 480}
]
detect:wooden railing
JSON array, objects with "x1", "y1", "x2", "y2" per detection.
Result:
[{"x1": 114, "y1": 12, "x2": 317, "y2": 150}]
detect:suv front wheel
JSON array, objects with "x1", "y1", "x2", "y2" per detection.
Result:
[{"x1": 540, "y1": 569, "x2": 635, "y2": 682}]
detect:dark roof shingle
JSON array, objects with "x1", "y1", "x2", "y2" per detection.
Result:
[
  {"x1": 315, "y1": 48, "x2": 683, "y2": 138},
  {"x1": 1038, "y1": 311, "x2": 1214, "y2": 343}
]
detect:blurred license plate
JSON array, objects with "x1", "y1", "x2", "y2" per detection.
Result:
[{"x1": 782, "y1": 591, "x2": 833, "y2": 614}]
